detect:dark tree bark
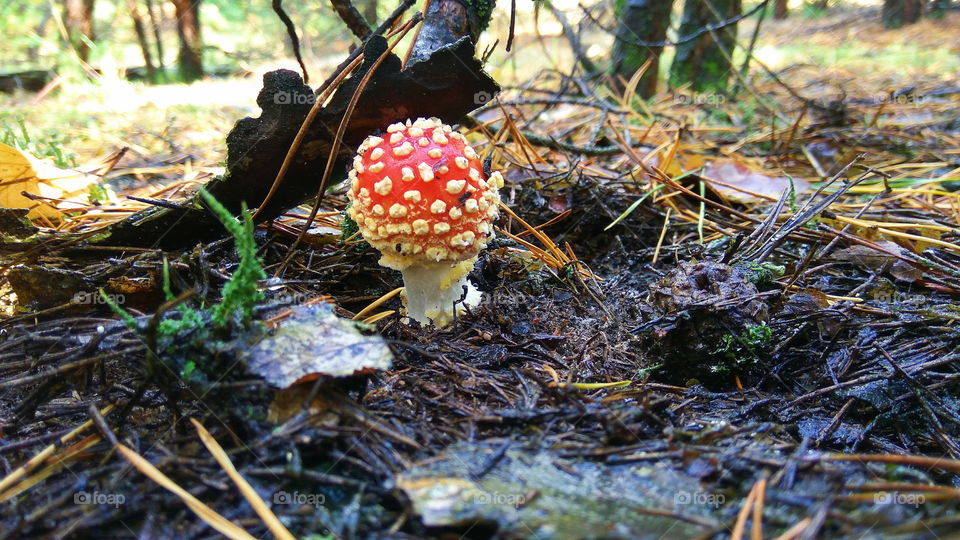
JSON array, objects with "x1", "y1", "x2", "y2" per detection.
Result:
[
  {"x1": 611, "y1": 0, "x2": 674, "y2": 98},
  {"x1": 669, "y1": 0, "x2": 742, "y2": 93},
  {"x1": 330, "y1": 0, "x2": 373, "y2": 39},
  {"x1": 882, "y1": 0, "x2": 924, "y2": 28},
  {"x1": 62, "y1": 0, "x2": 96, "y2": 63},
  {"x1": 125, "y1": 0, "x2": 156, "y2": 82},
  {"x1": 774, "y1": 0, "x2": 788, "y2": 19},
  {"x1": 408, "y1": 0, "x2": 496, "y2": 64},
  {"x1": 171, "y1": 0, "x2": 203, "y2": 82}
]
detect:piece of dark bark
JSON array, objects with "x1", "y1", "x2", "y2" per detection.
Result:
[
  {"x1": 95, "y1": 35, "x2": 499, "y2": 249},
  {"x1": 408, "y1": 0, "x2": 495, "y2": 65}
]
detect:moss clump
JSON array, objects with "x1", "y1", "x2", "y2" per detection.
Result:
[
  {"x1": 710, "y1": 324, "x2": 773, "y2": 374},
  {"x1": 736, "y1": 261, "x2": 785, "y2": 289},
  {"x1": 103, "y1": 190, "x2": 267, "y2": 384},
  {"x1": 199, "y1": 189, "x2": 266, "y2": 329},
  {"x1": 462, "y1": 0, "x2": 496, "y2": 32}
]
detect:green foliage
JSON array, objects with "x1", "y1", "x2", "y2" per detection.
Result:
[
  {"x1": 99, "y1": 289, "x2": 138, "y2": 330},
  {"x1": 199, "y1": 189, "x2": 266, "y2": 329},
  {"x1": 711, "y1": 324, "x2": 772, "y2": 373},
  {"x1": 1, "y1": 117, "x2": 77, "y2": 168},
  {"x1": 87, "y1": 182, "x2": 110, "y2": 204},
  {"x1": 463, "y1": 0, "x2": 497, "y2": 32},
  {"x1": 102, "y1": 193, "x2": 267, "y2": 383},
  {"x1": 737, "y1": 261, "x2": 785, "y2": 288}
]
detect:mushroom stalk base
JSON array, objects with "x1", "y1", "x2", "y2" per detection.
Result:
[{"x1": 398, "y1": 259, "x2": 480, "y2": 327}]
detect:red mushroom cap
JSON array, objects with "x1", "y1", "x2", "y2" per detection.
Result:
[{"x1": 346, "y1": 117, "x2": 502, "y2": 268}]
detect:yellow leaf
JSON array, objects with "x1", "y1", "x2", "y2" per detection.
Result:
[
  {"x1": 0, "y1": 141, "x2": 103, "y2": 219},
  {"x1": 0, "y1": 141, "x2": 49, "y2": 217}
]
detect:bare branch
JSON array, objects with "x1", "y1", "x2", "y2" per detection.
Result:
[{"x1": 330, "y1": 0, "x2": 374, "y2": 40}]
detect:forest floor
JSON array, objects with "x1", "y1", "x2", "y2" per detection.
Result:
[{"x1": 1, "y1": 5, "x2": 960, "y2": 539}]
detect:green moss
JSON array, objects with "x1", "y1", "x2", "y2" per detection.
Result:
[
  {"x1": 463, "y1": 0, "x2": 496, "y2": 32},
  {"x1": 99, "y1": 289, "x2": 138, "y2": 330},
  {"x1": 736, "y1": 262, "x2": 785, "y2": 288},
  {"x1": 103, "y1": 192, "x2": 268, "y2": 384},
  {"x1": 199, "y1": 189, "x2": 266, "y2": 329},
  {"x1": 710, "y1": 324, "x2": 772, "y2": 374}
]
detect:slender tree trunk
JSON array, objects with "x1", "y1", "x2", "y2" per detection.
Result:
[
  {"x1": 170, "y1": 0, "x2": 203, "y2": 82},
  {"x1": 774, "y1": 0, "x2": 788, "y2": 19},
  {"x1": 62, "y1": 0, "x2": 96, "y2": 63},
  {"x1": 125, "y1": 0, "x2": 156, "y2": 82},
  {"x1": 363, "y1": 0, "x2": 378, "y2": 25},
  {"x1": 611, "y1": 0, "x2": 674, "y2": 98},
  {"x1": 669, "y1": 0, "x2": 741, "y2": 93},
  {"x1": 145, "y1": 0, "x2": 167, "y2": 80},
  {"x1": 882, "y1": 0, "x2": 924, "y2": 28}
]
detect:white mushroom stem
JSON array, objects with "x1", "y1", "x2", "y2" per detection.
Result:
[{"x1": 397, "y1": 259, "x2": 481, "y2": 327}]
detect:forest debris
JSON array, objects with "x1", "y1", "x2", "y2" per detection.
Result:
[
  {"x1": 397, "y1": 443, "x2": 717, "y2": 537},
  {"x1": 244, "y1": 303, "x2": 392, "y2": 387},
  {"x1": 641, "y1": 260, "x2": 771, "y2": 382},
  {"x1": 6, "y1": 266, "x2": 94, "y2": 308},
  {"x1": 0, "y1": 208, "x2": 38, "y2": 240},
  {"x1": 191, "y1": 419, "x2": 296, "y2": 540},
  {"x1": 114, "y1": 444, "x2": 258, "y2": 539},
  {"x1": 702, "y1": 159, "x2": 810, "y2": 202},
  {"x1": 831, "y1": 242, "x2": 923, "y2": 282}
]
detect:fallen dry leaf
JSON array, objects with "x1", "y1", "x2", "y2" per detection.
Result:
[
  {"x1": 702, "y1": 160, "x2": 810, "y2": 202},
  {"x1": 244, "y1": 303, "x2": 393, "y2": 388},
  {"x1": 0, "y1": 141, "x2": 115, "y2": 218}
]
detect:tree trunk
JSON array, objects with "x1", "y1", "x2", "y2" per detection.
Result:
[
  {"x1": 145, "y1": 0, "x2": 167, "y2": 80},
  {"x1": 171, "y1": 0, "x2": 203, "y2": 82},
  {"x1": 669, "y1": 0, "x2": 741, "y2": 93},
  {"x1": 62, "y1": 0, "x2": 96, "y2": 63},
  {"x1": 363, "y1": 0, "x2": 378, "y2": 25},
  {"x1": 611, "y1": 0, "x2": 674, "y2": 98},
  {"x1": 774, "y1": 0, "x2": 788, "y2": 19},
  {"x1": 882, "y1": 0, "x2": 924, "y2": 28},
  {"x1": 125, "y1": 0, "x2": 157, "y2": 82}
]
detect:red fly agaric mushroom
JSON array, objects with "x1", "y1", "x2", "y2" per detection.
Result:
[{"x1": 346, "y1": 117, "x2": 503, "y2": 327}]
